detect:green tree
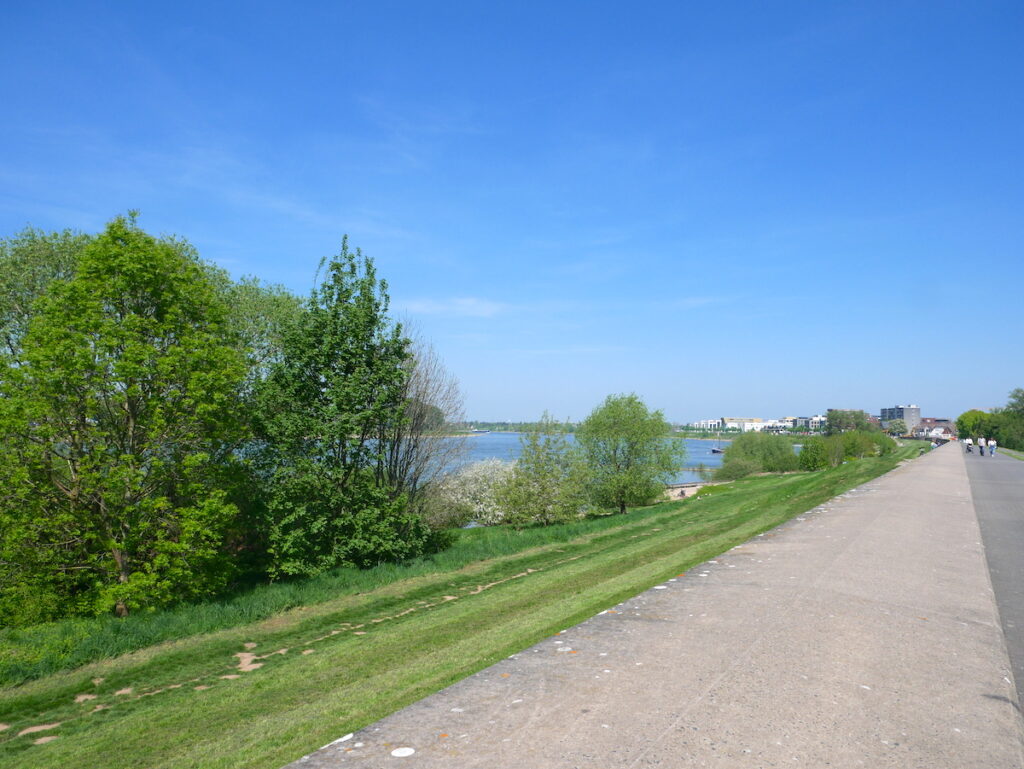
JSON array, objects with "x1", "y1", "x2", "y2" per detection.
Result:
[
  {"x1": 956, "y1": 409, "x2": 990, "y2": 440},
  {"x1": 0, "y1": 216, "x2": 247, "y2": 620},
  {"x1": 0, "y1": 226, "x2": 91, "y2": 359},
  {"x1": 496, "y1": 413, "x2": 590, "y2": 527},
  {"x1": 841, "y1": 430, "x2": 877, "y2": 459},
  {"x1": 886, "y1": 418, "x2": 907, "y2": 436},
  {"x1": 825, "y1": 409, "x2": 871, "y2": 435},
  {"x1": 255, "y1": 237, "x2": 431, "y2": 577},
  {"x1": 576, "y1": 394, "x2": 683, "y2": 514},
  {"x1": 1006, "y1": 389, "x2": 1024, "y2": 416},
  {"x1": 224, "y1": 277, "x2": 304, "y2": 393},
  {"x1": 798, "y1": 437, "x2": 830, "y2": 470}
]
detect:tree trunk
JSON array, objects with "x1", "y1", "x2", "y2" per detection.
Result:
[{"x1": 111, "y1": 547, "x2": 130, "y2": 617}]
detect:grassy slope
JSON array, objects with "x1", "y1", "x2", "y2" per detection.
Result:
[
  {"x1": 1, "y1": 509, "x2": 719, "y2": 686},
  {"x1": 0, "y1": 446, "x2": 921, "y2": 769}
]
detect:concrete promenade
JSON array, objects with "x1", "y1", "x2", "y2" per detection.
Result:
[
  {"x1": 966, "y1": 446, "x2": 1024, "y2": 707},
  {"x1": 289, "y1": 443, "x2": 1024, "y2": 768}
]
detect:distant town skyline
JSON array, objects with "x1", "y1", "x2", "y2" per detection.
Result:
[{"x1": 2, "y1": 2, "x2": 1021, "y2": 422}]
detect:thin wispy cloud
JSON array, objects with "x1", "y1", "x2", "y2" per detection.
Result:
[
  {"x1": 508, "y1": 344, "x2": 633, "y2": 356},
  {"x1": 401, "y1": 297, "x2": 509, "y2": 318}
]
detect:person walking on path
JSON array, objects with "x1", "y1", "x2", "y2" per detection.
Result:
[
  {"x1": 989, "y1": 438, "x2": 998, "y2": 456},
  {"x1": 979, "y1": 436, "x2": 987, "y2": 456},
  {"x1": 965, "y1": 437, "x2": 974, "y2": 453}
]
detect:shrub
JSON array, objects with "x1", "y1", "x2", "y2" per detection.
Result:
[
  {"x1": 714, "y1": 458, "x2": 761, "y2": 480},
  {"x1": 840, "y1": 431, "x2": 876, "y2": 459},
  {"x1": 495, "y1": 418, "x2": 591, "y2": 527},
  {"x1": 720, "y1": 432, "x2": 799, "y2": 474},
  {"x1": 428, "y1": 459, "x2": 514, "y2": 526},
  {"x1": 869, "y1": 432, "x2": 896, "y2": 456},
  {"x1": 798, "y1": 437, "x2": 830, "y2": 471}
]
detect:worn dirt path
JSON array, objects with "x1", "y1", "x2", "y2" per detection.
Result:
[{"x1": 287, "y1": 443, "x2": 1024, "y2": 768}]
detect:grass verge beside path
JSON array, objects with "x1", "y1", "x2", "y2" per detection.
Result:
[
  {"x1": 1000, "y1": 447, "x2": 1024, "y2": 461},
  {"x1": 0, "y1": 445, "x2": 923, "y2": 769}
]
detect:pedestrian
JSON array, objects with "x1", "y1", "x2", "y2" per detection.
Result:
[
  {"x1": 965, "y1": 437, "x2": 973, "y2": 453},
  {"x1": 989, "y1": 438, "x2": 997, "y2": 456},
  {"x1": 978, "y1": 436, "x2": 986, "y2": 456}
]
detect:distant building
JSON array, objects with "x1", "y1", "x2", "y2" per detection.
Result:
[
  {"x1": 880, "y1": 404, "x2": 921, "y2": 431},
  {"x1": 794, "y1": 414, "x2": 827, "y2": 431},
  {"x1": 690, "y1": 414, "x2": 825, "y2": 433},
  {"x1": 794, "y1": 415, "x2": 827, "y2": 434},
  {"x1": 913, "y1": 417, "x2": 955, "y2": 440},
  {"x1": 722, "y1": 417, "x2": 762, "y2": 431},
  {"x1": 692, "y1": 418, "x2": 723, "y2": 431}
]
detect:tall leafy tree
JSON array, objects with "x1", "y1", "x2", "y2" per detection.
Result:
[
  {"x1": 824, "y1": 409, "x2": 871, "y2": 435},
  {"x1": 1006, "y1": 388, "x2": 1024, "y2": 416},
  {"x1": 956, "y1": 409, "x2": 990, "y2": 440},
  {"x1": 0, "y1": 216, "x2": 247, "y2": 620},
  {"x1": 885, "y1": 419, "x2": 907, "y2": 436},
  {"x1": 0, "y1": 226, "x2": 91, "y2": 360},
  {"x1": 223, "y1": 277, "x2": 304, "y2": 393},
  {"x1": 255, "y1": 238, "x2": 431, "y2": 577},
  {"x1": 576, "y1": 394, "x2": 684, "y2": 514}
]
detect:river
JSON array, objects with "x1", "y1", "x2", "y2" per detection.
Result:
[{"x1": 452, "y1": 433, "x2": 726, "y2": 484}]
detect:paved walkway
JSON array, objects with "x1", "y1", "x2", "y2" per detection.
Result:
[
  {"x1": 289, "y1": 444, "x2": 1024, "y2": 768},
  {"x1": 966, "y1": 445, "x2": 1024, "y2": 706}
]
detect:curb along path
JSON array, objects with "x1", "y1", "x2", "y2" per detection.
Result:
[{"x1": 288, "y1": 444, "x2": 1024, "y2": 768}]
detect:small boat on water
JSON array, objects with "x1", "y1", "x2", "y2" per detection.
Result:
[{"x1": 710, "y1": 432, "x2": 725, "y2": 454}]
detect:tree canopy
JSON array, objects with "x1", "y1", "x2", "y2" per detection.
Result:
[
  {"x1": 576, "y1": 394, "x2": 683, "y2": 514},
  {"x1": 0, "y1": 216, "x2": 248, "y2": 620},
  {"x1": 253, "y1": 238, "x2": 432, "y2": 577},
  {"x1": 0, "y1": 217, "x2": 455, "y2": 626},
  {"x1": 824, "y1": 409, "x2": 872, "y2": 435},
  {"x1": 886, "y1": 418, "x2": 907, "y2": 436}
]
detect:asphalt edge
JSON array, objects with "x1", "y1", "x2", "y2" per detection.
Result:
[{"x1": 956, "y1": 442, "x2": 1024, "y2": 764}]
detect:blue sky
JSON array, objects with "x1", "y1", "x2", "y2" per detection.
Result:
[{"x1": 2, "y1": 1, "x2": 1021, "y2": 421}]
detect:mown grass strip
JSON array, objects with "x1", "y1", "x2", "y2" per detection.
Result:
[
  {"x1": 0, "y1": 491, "x2": 730, "y2": 686},
  {"x1": 0, "y1": 447, "x2": 920, "y2": 768}
]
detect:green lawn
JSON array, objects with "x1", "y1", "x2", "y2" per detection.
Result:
[
  {"x1": 0, "y1": 445, "x2": 922, "y2": 769},
  {"x1": 1000, "y1": 446, "x2": 1024, "y2": 461}
]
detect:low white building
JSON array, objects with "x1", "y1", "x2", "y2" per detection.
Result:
[
  {"x1": 722, "y1": 417, "x2": 761, "y2": 431},
  {"x1": 692, "y1": 418, "x2": 723, "y2": 430},
  {"x1": 691, "y1": 414, "x2": 825, "y2": 433}
]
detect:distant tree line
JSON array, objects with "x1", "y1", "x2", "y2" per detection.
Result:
[
  {"x1": 957, "y1": 390, "x2": 1024, "y2": 451},
  {"x1": 0, "y1": 216, "x2": 462, "y2": 626},
  {"x1": 460, "y1": 420, "x2": 577, "y2": 433}
]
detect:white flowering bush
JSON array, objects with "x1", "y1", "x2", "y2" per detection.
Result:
[{"x1": 429, "y1": 459, "x2": 514, "y2": 527}]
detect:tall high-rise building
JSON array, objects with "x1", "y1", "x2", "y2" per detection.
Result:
[{"x1": 880, "y1": 404, "x2": 921, "y2": 431}]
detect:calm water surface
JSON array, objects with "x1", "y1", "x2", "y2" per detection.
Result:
[{"x1": 452, "y1": 433, "x2": 726, "y2": 484}]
